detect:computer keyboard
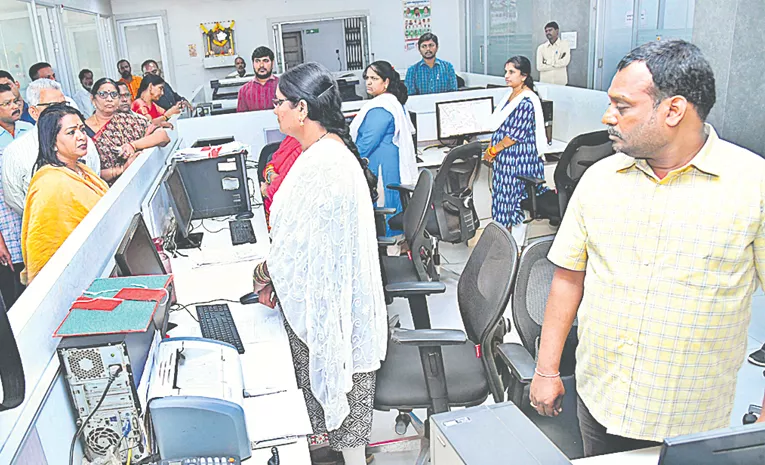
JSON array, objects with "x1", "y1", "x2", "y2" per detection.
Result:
[
  {"x1": 196, "y1": 304, "x2": 245, "y2": 354},
  {"x1": 229, "y1": 219, "x2": 257, "y2": 246}
]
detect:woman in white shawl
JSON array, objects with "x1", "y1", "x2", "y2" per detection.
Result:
[
  {"x1": 252, "y1": 62, "x2": 387, "y2": 465},
  {"x1": 483, "y1": 55, "x2": 548, "y2": 246},
  {"x1": 350, "y1": 60, "x2": 418, "y2": 236}
]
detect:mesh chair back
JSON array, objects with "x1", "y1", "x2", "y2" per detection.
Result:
[
  {"x1": 403, "y1": 170, "x2": 436, "y2": 281},
  {"x1": 257, "y1": 142, "x2": 281, "y2": 183},
  {"x1": 457, "y1": 222, "x2": 519, "y2": 401},
  {"x1": 554, "y1": 130, "x2": 613, "y2": 218},
  {"x1": 511, "y1": 236, "x2": 578, "y2": 376},
  {"x1": 432, "y1": 142, "x2": 482, "y2": 243}
]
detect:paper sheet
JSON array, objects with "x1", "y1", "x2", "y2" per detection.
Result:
[{"x1": 243, "y1": 389, "x2": 313, "y2": 446}]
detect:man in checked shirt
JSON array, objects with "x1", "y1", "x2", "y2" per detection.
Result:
[{"x1": 529, "y1": 39, "x2": 765, "y2": 457}]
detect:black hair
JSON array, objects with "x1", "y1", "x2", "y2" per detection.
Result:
[
  {"x1": 117, "y1": 59, "x2": 130, "y2": 68},
  {"x1": 141, "y1": 59, "x2": 158, "y2": 72},
  {"x1": 545, "y1": 22, "x2": 560, "y2": 30},
  {"x1": 505, "y1": 56, "x2": 536, "y2": 93},
  {"x1": 34, "y1": 104, "x2": 86, "y2": 173},
  {"x1": 0, "y1": 70, "x2": 15, "y2": 83},
  {"x1": 418, "y1": 32, "x2": 438, "y2": 48},
  {"x1": 0, "y1": 84, "x2": 12, "y2": 95},
  {"x1": 252, "y1": 46, "x2": 275, "y2": 62},
  {"x1": 90, "y1": 77, "x2": 119, "y2": 97},
  {"x1": 617, "y1": 39, "x2": 715, "y2": 121},
  {"x1": 364, "y1": 61, "x2": 408, "y2": 105},
  {"x1": 29, "y1": 62, "x2": 52, "y2": 81},
  {"x1": 78, "y1": 69, "x2": 93, "y2": 82},
  {"x1": 278, "y1": 62, "x2": 377, "y2": 201},
  {"x1": 135, "y1": 74, "x2": 165, "y2": 98},
  {"x1": 115, "y1": 81, "x2": 130, "y2": 91}
]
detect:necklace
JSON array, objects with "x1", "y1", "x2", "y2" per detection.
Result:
[{"x1": 310, "y1": 131, "x2": 329, "y2": 148}]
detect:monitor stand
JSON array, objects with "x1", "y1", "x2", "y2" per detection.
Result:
[{"x1": 175, "y1": 231, "x2": 204, "y2": 250}]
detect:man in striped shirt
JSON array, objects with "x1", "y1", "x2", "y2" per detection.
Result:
[{"x1": 237, "y1": 47, "x2": 278, "y2": 113}]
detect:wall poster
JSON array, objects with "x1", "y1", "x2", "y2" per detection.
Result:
[{"x1": 403, "y1": 0, "x2": 432, "y2": 51}]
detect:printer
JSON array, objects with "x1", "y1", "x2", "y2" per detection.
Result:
[
  {"x1": 209, "y1": 76, "x2": 252, "y2": 115},
  {"x1": 147, "y1": 337, "x2": 251, "y2": 460}
]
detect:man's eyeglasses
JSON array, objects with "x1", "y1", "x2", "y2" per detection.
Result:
[
  {"x1": 118, "y1": 93, "x2": 131, "y2": 100},
  {"x1": 0, "y1": 98, "x2": 21, "y2": 109},
  {"x1": 97, "y1": 91, "x2": 119, "y2": 100},
  {"x1": 272, "y1": 98, "x2": 290, "y2": 107},
  {"x1": 36, "y1": 101, "x2": 68, "y2": 109}
]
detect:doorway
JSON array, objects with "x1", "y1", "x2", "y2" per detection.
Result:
[
  {"x1": 115, "y1": 15, "x2": 173, "y2": 85},
  {"x1": 593, "y1": 0, "x2": 694, "y2": 90},
  {"x1": 282, "y1": 31, "x2": 304, "y2": 71}
]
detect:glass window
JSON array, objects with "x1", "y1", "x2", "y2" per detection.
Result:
[
  {"x1": 487, "y1": 0, "x2": 534, "y2": 76},
  {"x1": 0, "y1": 0, "x2": 40, "y2": 93},
  {"x1": 61, "y1": 9, "x2": 103, "y2": 88}
]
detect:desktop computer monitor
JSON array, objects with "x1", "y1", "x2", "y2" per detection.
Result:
[
  {"x1": 163, "y1": 164, "x2": 193, "y2": 239},
  {"x1": 191, "y1": 136, "x2": 235, "y2": 148},
  {"x1": 658, "y1": 423, "x2": 765, "y2": 464},
  {"x1": 435, "y1": 96, "x2": 495, "y2": 140}
]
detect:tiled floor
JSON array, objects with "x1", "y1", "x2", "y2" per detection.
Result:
[{"x1": 367, "y1": 226, "x2": 765, "y2": 465}]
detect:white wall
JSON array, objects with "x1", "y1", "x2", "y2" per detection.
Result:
[
  {"x1": 282, "y1": 20, "x2": 347, "y2": 72},
  {"x1": 111, "y1": 0, "x2": 463, "y2": 98}
]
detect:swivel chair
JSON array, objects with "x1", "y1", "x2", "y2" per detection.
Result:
[
  {"x1": 257, "y1": 142, "x2": 281, "y2": 183},
  {"x1": 369, "y1": 222, "x2": 519, "y2": 464},
  {"x1": 518, "y1": 130, "x2": 614, "y2": 226},
  {"x1": 496, "y1": 236, "x2": 584, "y2": 459}
]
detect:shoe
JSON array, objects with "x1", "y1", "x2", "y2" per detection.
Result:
[
  {"x1": 309, "y1": 446, "x2": 344, "y2": 465},
  {"x1": 748, "y1": 348, "x2": 765, "y2": 367}
]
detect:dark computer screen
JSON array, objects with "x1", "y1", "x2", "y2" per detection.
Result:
[
  {"x1": 115, "y1": 213, "x2": 167, "y2": 277},
  {"x1": 190, "y1": 136, "x2": 235, "y2": 148},
  {"x1": 164, "y1": 166, "x2": 193, "y2": 239},
  {"x1": 659, "y1": 423, "x2": 765, "y2": 465}
]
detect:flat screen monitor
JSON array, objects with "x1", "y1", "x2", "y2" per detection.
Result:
[
  {"x1": 164, "y1": 165, "x2": 193, "y2": 239},
  {"x1": 264, "y1": 128, "x2": 287, "y2": 145},
  {"x1": 191, "y1": 136, "x2": 235, "y2": 148},
  {"x1": 115, "y1": 213, "x2": 166, "y2": 277},
  {"x1": 658, "y1": 423, "x2": 765, "y2": 465},
  {"x1": 435, "y1": 96, "x2": 495, "y2": 139}
]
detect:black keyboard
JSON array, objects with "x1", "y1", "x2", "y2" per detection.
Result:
[
  {"x1": 196, "y1": 304, "x2": 245, "y2": 353},
  {"x1": 229, "y1": 219, "x2": 256, "y2": 246}
]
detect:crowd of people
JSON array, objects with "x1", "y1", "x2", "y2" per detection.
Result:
[
  {"x1": 0, "y1": 58, "x2": 175, "y2": 303},
  {"x1": 0, "y1": 24, "x2": 763, "y2": 465}
]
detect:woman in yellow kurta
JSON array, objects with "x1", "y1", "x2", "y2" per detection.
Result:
[{"x1": 21, "y1": 105, "x2": 109, "y2": 283}]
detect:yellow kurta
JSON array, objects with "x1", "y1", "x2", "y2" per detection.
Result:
[{"x1": 21, "y1": 164, "x2": 108, "y2": 283}]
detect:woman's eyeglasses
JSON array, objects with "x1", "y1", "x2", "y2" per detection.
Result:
[
  {"x1": 272, "y1": 98, "x2": 289, "y2": 107},
  {"x1": 97, "y1": 91, "x2": 119, "y2": 100}
]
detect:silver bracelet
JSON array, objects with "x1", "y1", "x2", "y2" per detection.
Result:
[{"x1": 534, "y1": 368, "x2": 560, "y2": 378}]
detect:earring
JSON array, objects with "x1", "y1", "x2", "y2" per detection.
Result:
[{"x1": 299, "y1": 118, "x2": 304, "y2": 127}]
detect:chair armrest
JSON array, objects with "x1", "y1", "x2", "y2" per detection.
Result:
[
  {"x1": 378, "y1": 236, "x2": 397, "y2": 247},
  {"x1": 385, "y1": 281, "x2": 447, "y2": 297},
  {"x1": 516, "y1": 175, "x2": 546, "y2": 186},
  {"x1": 387, "y1": 183, "x2": 416, "y2": 194},
  {"x1": 497, "y1": 343, "x2": 536, "y2": 384},
  {"x1": 391, "y1": 328, "x2": 467, "y2": 346},
  {"x1": 375, "y1": 207, "x2": 397, "y2": 216},
  {"x1": 577, "y1": 160, "x2": 596, "y2": 167}
]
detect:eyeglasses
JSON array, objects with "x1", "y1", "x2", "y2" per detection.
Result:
[
  {"x1": 97, "y1": 91, "x2": 119, "y2": 100},
  {"x1": 118, "y1": 93, "x2": 132, "y2": 100},
  {"x1": 0, "y1": 98, "x2": 21, "y2": 109},
  {"x1": 36, "y1": 101, "x2": 68, "y2": 109},
  {"x1": 272, "y1": 98, "x2": 290, "y2": 107}
]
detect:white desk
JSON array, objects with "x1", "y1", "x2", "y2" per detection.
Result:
[
  {"x1": 571, "y1": 447, "x2": 660, "y2": 464},
  {"x1": 165, "y1": 180, "x2": 312, "y2": 464},
  {"x1": 416, "y1": 139, "x2": 568, "y2": 169}
]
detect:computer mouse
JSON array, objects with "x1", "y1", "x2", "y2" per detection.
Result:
[
  {"x1": 236, "y1": 211, "x2": 254, "y2": 220},
  {"x1": 240, "y1": 291, "x2": 260, "y2": 305}
]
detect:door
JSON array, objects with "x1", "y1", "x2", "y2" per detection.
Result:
[
  {"x1": 61, "y1": 9, "x2": 103, "y2": 87},
  {"x1": 467, "y1": 0, "x2": 534, "y2": 76},
  {"x1": 468, "y1": 0, "x2": 487, "y2": 74},
  {"x1": 116, "y1": 16, "x2": 172, "y2": 85},
  {"x1": 282, "y1": 32, "x2": 304, "y2": 71}
]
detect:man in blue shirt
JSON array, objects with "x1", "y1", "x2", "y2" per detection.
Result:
[
  {"x1": 405, "y1": 33, "x2": 458, "y2": 95},
  {"x1": 0, "y1": 84, "x2": 32, "y2": 309},
  {"x1": 0, "y1": 71, "x2": 35, "y2": 125}
]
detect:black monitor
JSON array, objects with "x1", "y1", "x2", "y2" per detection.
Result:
[
  {"x1": 659, "y1": 423, "x2": 765, "y2": 464},
  {"x1": 163, "y1": 164, "x2": 193, "y2": 239},
  {"x1": 115, "y1": 213, "x2": 166, "y2": 277},
  {"x1": 435, "y1": 96, "x2": 495, "y2": 140},
  {"x1": 191, "y1": 136, "x2": 235, "y2": 148}
]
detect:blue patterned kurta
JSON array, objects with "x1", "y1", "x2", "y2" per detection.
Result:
[{"x1": 490, "y1": 97, "x2": 548, "y2": 227}]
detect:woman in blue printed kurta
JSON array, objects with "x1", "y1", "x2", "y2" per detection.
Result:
[{"x1": 485, "y1": 56, "x2": 547, "y2": 229}]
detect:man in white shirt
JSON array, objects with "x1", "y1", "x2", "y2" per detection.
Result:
[
  {"x1": 72, "y1": 68, "x2": 95, "y2": 117},
  {"x1": 2, "y1": 79, "x2": 101, "y2": 215},
  {"x1": 536, "y1": 22, "x2": 571, "y2": 86},
  {"x1": 227, "y1": 56, "x2": 250, "y2": 78},
  {"x1": 28, "y1": 62, "x2": 81, "y2": 112}
]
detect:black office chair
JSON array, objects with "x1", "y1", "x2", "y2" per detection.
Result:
[
  {"x1": 456, "y1": 74, "x2": 466, "y2": 89},
  {"x1": 389, "y1": 143, "x2": 482, "y2": 247},
  {"x1": 496, "y1": 236, "x2": 584, "y2": 459},
  {"x1": 378, "y1": 170, "x2": 440, "y2": 328},
  {"x1": 518, "y1": 130, "x2": 614, "y2": 226},
  {"x1": 257, "y1": 142, "x2": 281, "y2": 183},
  {"x1": 370, "y1": 222, "x2": 519, "y2": 463}
]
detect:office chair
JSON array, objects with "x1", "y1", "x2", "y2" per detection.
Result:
[
  {"x1": 496, "y1": 236, "x2": 584, "y2": 459},
  {"x1": 256, "y1": 142, "x2": 281, "y2": 183},
  {"x1": 389, "y1": 142, "x2": 482, "y2": 247},
  {"x1": 456, "y1": 75, "x2": 466, "y2": 89},
  {"x1": 518, "y1": 130, "x2": 614, "y2": 226},
  {"x1": 369, "y1": 222, "x2": 518, "y2": 464},
  {"x1": 377, "y1": 170, "x2": 440, "y2": 328}
]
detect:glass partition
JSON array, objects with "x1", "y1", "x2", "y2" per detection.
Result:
[
  {"x1": 467, "y1": 0, "x2": 534, "y2": 77},
  {"x1": 0, "y1": 0, "x2": 40, "y2": 93},
  {"x1": 61, "y1": 9, "x2": 103, "y2": 86}
]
